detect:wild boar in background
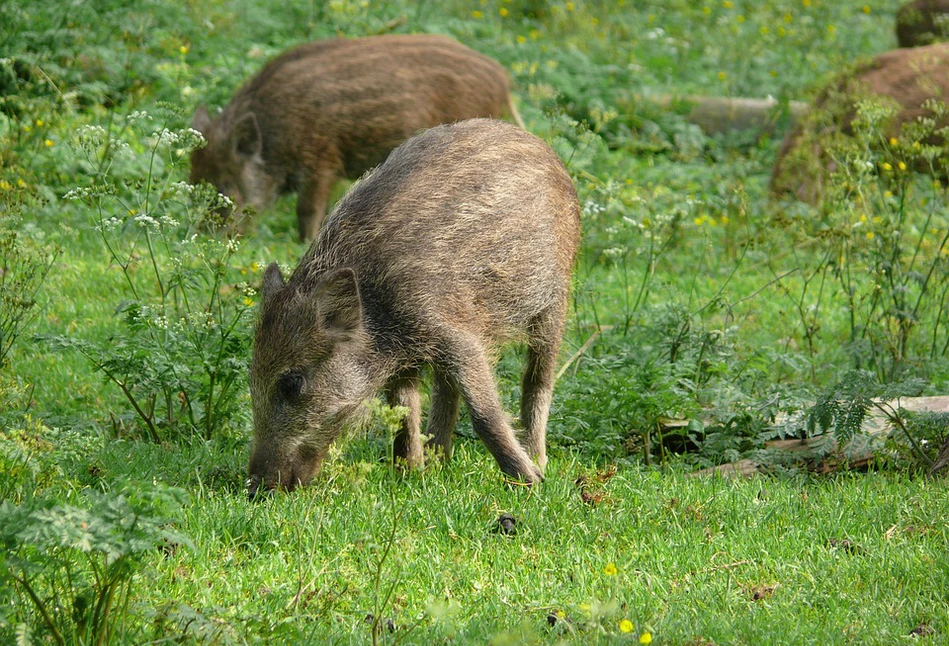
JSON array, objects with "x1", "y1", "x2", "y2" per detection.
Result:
[{"x1": 190, "y1": 34, "x2": 524, "y2": 241}]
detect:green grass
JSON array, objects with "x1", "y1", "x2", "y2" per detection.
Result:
[
  {"x1": 3, "y1": 0, "x2": 949, "y2": 643},
  {"x1": 87, "y1": 439, "x2": 949, "y2": 644}
]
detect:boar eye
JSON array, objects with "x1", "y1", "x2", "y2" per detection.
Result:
[{"x1": 277, "y1": 371, "x2": 305, "y2": 401}]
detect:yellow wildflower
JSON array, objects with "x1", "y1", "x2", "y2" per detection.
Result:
[
  {"x1": 17, "y1": 179, "x2": 26, "y2": 188},
  {"x1": 604, "y1": 562, "x2": 618, "y2": 576},
  {"x1": 36, "y1": 119, "x2": 44, "y2": 127},
  {"x1": 472, "y1": 10, "x2": 483, "y2": 18},
  {"x1": 180, "y1": 45, "x2": 189, "y2": 54},
  {"x1": 0, "y1": 180, "x2": 10, "y2": 191},
  {"x1": 703, "y1": 5, "x2": 711, "y2": 14},
  {"x1": 243, "y1": 297, "x2": 254, "y2": 307},
  {"x1": 881, "y1": 162, "x2": 892, "y2": 172},
  {"x1": 889, "y1": 137, "x2": 898, "y2": 146},
  {"x1": 737, "y1": 14, "x2": 745, "y2": 22},
  {"x1": 862, "y1": 5, "x2": 870, "y2": 13},
  {"x1": 517, "y1": 35, "x2": 526, "y2": 44},
  {"x1": 44, "y1": 139, "x2": 54, "y2": 147},
  {"x1": 898, "y1": 161, "x2": 907, "y2": 171},
  {"x1": 718, "y1": 71, "x2": 727, "y2": 81},
  {"x1": 499, "y1": 7, "x2": 508, "y2": 16},
  {"x1": 723, "y1": 0, "x2": 733, "y2": 7},
  {"x1": 640, "y1": 632, "x2": 653, "y2": 645},
  {"x1": 619, "y1": 619, "x2": 633, "y2": 633},
  {"x1": 566, "y1": 2, "x2": 575, "y2": 10}
]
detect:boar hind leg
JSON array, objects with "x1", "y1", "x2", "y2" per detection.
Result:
[
  {"x1": 386, "y1": 372, "x2": 424, "y2": 468},
  {"x1": 520, "y1": 307, "x2": 566, "y2": 471},
  {"x1": 425, "y1": 369, "x2": 460, "y2": 461},
  {"x1": 296, "y1": 165, "x2": 337, "y2": 241},
  {"x1": 448, "y1": 338, "x2": 543, "y2": 483}
]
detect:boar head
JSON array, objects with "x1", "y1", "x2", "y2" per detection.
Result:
[
  {"x1": 190, "y1": 105, "x2": 280, "y2": 215},
  {"x1": 247, "y1": 263, "x2": 376, "y2": 498}
]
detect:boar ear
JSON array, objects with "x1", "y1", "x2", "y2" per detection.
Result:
[
  {"x1": 231, "y1": 112, "x2": 262, "y2": 158},
  {"x1": 261, "y1": 262, "x2": 285, "y2": 306},
  {"x1": 192, "y1": 104, "x2": 212, "y2": 134},
  {"x1": 314, "y1": 268, "x2": 362, "y2": 340}
]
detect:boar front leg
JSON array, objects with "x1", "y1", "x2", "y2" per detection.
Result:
[
  {"x1": 446, "y1": 337, "x2": 544, "y2": 483},
  {"x1": 296, "y1": 164, "x2": 337, "y2": 241},
  {"x1": 425, "y1": 369, "x2": 460, "y2": 461},
  {"x1": 386, "y1": 371, "x2": 424, "y2": 469}
]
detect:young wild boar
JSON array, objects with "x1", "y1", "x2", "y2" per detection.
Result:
[
  {"x1": 190, "y1": 34, "x2": 524, "y2": 241},
  {"x1": 771, "y1": 43, "x2": 949, "y2": 205},
  {"x1": 247, "y1": 119, "x2": 580, "y2": 497}
]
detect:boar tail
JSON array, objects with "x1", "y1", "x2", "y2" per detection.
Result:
[{"x1": 507, "y1": 95, "x2": 526, "y2": 130}]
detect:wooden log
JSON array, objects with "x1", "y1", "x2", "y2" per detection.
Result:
[
  {"x1": 637, "y1": 94, "x2": 809, "y2": 135},
  {"x1": 689, "y1": 395, "x2": 949, "y2": 477}
]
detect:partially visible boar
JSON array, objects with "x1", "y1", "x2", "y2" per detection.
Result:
[
  {"x1": 190, "y1": 34, "x2": 524, "y2": 241},
  {"x1": 897, "y1": 0, "x2": 949, "y2": 48},
  {"x1": 771, "y1": 43, "x2": 949, "y2": 205},
  {"x1": 247, "y1": 119, "x2": 580, "y2": 497}
]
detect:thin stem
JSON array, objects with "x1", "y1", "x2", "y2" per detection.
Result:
[
  {"x1": 9, "y1": 572, "x2": 66, "y2": 646},
  {"x1": 872, "y1": 401, "x2": 934, "y2": 468}
]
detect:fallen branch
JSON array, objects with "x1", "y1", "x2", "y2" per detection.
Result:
[
  {"x1": 619, "y1": 93, "x2": 809, "y2": 135},
  {"x1": 690, "y1": 395, "x2": 949, "y2": 477}
]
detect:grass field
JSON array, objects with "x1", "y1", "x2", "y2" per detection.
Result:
[{"x1": 2, "y1": 0, "x2": 949, "y2": 643}]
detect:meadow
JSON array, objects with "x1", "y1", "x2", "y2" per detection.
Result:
[{"x1": 2, "y1": 0, "x2": 949, "y2": 643}]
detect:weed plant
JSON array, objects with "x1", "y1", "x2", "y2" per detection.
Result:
[
  {"x1": 39, "y1": 111, "x2": 255, "y2": 443},
  {"x1": 0, "y1": 482, "x2": 190, "y2": 645}
]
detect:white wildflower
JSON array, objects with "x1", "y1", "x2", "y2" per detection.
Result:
[
  {"x1": 134, "y1": 213, "x2": 160, "y2": 230},
  {"x1": 63, "y1": 187, "x2": 91, "y2": 201}
]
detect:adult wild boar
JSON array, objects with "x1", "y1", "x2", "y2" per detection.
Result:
[
  {"x1": 190, "y1": 34, "x2": 524, "y2": 241},
  {"x1": 247, "y1": 119, "x2": 580, "y2": 497}
]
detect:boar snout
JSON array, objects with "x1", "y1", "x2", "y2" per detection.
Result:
[
  {"x1": 247, "y1": 441, "x2": 325, "y2": 498},
  {"x1": 246, "y1": 475, "x2": 268, "y2": 501}
]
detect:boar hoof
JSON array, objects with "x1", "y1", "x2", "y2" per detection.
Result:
[
  {"x1": 393, "y1": 454, "x2": 424, "y2": 471},
  {"x1": 504, "y1": 461, "x2": 544, "y2": 486}
]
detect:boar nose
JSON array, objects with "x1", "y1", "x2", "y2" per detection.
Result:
[{"x1": 247, "y1": 474, "x2": 268, "y2": 501}]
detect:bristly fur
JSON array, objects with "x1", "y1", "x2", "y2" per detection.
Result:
[{"x1": 248, "y1": 119, "x2": 580, "y2": 495}]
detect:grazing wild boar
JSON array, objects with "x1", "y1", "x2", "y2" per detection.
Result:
[
  {"x1": 247, "y1": 119, "x2": 580, "y2": 497},
  {"x1": 190, "y1": 34, "x2": 524, "y2": 241}
]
